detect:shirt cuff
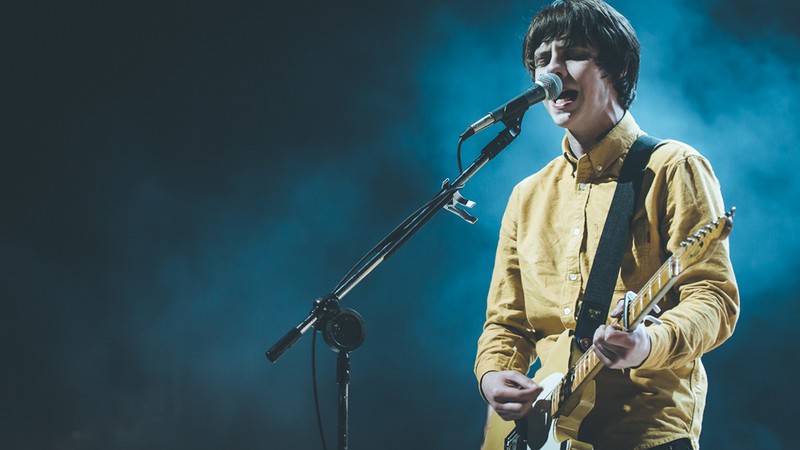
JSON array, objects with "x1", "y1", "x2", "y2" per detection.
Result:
[
  {"x1": 477, "y1": 370, "x2": 497, "y2": 403},
  {"x1": 637, "y1": 324, "x2": 671, "y2": 370}
]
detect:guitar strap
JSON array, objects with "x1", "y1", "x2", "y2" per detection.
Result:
[{"x1": 573, "y1": 134, "x2": 663, "y2": 352}]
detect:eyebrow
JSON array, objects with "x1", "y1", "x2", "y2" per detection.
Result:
[{"x1": 534, "y1": 45, "x2": 594, "y2": 58}]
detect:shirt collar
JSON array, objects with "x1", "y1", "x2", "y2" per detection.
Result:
[{"x1": 561, "y1": 112, "x2": 642, "y2": 179}]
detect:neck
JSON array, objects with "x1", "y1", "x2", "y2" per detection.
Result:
[
  {"x1": 566, "y1": 132, "x2": 595, "y2": 159},
  {"x1": 567, "y1": 108, "x2": 626, "y2": 159}
]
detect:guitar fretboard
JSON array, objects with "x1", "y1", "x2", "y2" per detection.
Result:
[{"x1": 550, "y1": 249, "x2": 683, "y2": 414}]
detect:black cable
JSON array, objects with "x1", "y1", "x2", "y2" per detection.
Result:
[
  {"x1": 456, "y1": 136, "x2": 465, "y2": 174},
  {"x1": 333, "y1": 133, "x2": 475, "y2": 296},
  {"x1": 311, "y1": 331, "x2": 328, "y2": 450}
]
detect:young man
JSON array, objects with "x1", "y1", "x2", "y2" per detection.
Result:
[{"x1": 474, "y1": 1, "x2": 739, "y2": 449}]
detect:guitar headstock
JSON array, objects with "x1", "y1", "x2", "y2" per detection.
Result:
[{"x1": 677, "y1": 208, "x2": 735, "y2": 267}]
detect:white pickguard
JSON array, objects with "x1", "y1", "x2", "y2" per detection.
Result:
[{"x1": 523, "y1": 372, "x2": 565, "y2": 450}]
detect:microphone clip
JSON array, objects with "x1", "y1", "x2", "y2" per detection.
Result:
[{"x1": 441, "y1": 178, "x2": 477, "y2": 224}]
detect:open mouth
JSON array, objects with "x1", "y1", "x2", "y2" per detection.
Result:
[{"x1": 555, "y1": 90, "x2": 578, "y2": 105}]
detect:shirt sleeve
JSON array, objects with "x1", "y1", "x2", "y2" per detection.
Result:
[
  {"x1": 474, "y1": 186, "x2": 538, "y2": 389},
  {"x1": 638, "y1": 153, "x2": 740, "y2": 370}
]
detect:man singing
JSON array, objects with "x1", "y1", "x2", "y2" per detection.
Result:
[{"x1": 474, "y1": 1, "x2": 739, "y2": 449}]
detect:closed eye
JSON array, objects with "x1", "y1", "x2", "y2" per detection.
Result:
[
  {"x1": 564, "y1": 48, "x2": 594, "y2": 61},
  {"x1": 533, "y1": 52, "x2": 550, "y2": 67}
]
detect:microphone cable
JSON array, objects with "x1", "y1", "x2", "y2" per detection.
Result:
[{"x1": 311, "y1": 331, "x2": 329, "y2": 450}]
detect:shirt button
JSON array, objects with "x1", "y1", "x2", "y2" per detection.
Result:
[
  {"x1": 596, "y1": 165, "x2": 603, "y2": 171},
  {"x1": 563, "y1": 307, "x2": 571, "y2": 315},
  {"x1": 572, "y1": 228, "x2": 580, "y2": 236},
  {"x1": 578, "y1": 183, "x2": 587, "y2": 191},
  {"x1": 569, "y1": 273, "x2": 578, "y2": 281}
]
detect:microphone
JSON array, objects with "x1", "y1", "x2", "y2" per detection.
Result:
[{"x1": 460, "y1": 73, "x2": 562, "y2": 139}]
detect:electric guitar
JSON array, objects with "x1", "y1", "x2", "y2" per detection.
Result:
[{"x1": 481, "y1": 209, "x2": 735, "y2": 450}]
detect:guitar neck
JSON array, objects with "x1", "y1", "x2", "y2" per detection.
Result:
[{"x1": 551, "y1": 250, "x2": 685, "y2": 416}]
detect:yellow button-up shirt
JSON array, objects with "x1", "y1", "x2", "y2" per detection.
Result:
[{"x1": 475, "y1": 113, "x2": 739, "y2": 450}]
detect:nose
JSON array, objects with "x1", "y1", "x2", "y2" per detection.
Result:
[{"x1": 543, "y1": 55, "x2": 567, "y2": 79}]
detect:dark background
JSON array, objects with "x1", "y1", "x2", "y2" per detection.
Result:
[{"x1": 3, "y1": 0, "x2": 799, "y2": 449}]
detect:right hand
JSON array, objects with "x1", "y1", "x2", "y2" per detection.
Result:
[{"x1": 481, "y1": 370, "x2": 542, "y2": 421}]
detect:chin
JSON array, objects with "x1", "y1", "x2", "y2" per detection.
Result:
[{"x1": 548, "y1": 111, "x2": 573, "y2": 129}]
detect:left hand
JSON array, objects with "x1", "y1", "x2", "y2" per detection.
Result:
[{"x1": 592, "y1": 295, "x2": 652, "y2": 369}]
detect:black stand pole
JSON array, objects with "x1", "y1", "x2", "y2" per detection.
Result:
[
  {"x1": 337, "y1": 351, "x2": 350, "y2": 450},
  {"x1": 317, "y1": 306, "x2": 365, "y2": 450}
]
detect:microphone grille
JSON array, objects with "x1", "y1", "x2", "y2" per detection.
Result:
[{"x1": 536, "y1": 73, "x2": 562, "y2": 100}]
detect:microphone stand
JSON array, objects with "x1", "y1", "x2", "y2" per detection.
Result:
[{"x1": 266, "y1": 113, "x2": 525, "y2": 450}]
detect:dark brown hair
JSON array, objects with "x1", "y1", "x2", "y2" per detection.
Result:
[{"x1": 522, "y1": 0, "x2": 640, "y2": 110}]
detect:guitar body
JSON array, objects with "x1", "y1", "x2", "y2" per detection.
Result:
[{"x1": 481, "y1": 332, "x2": 595, "y2": 450}]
